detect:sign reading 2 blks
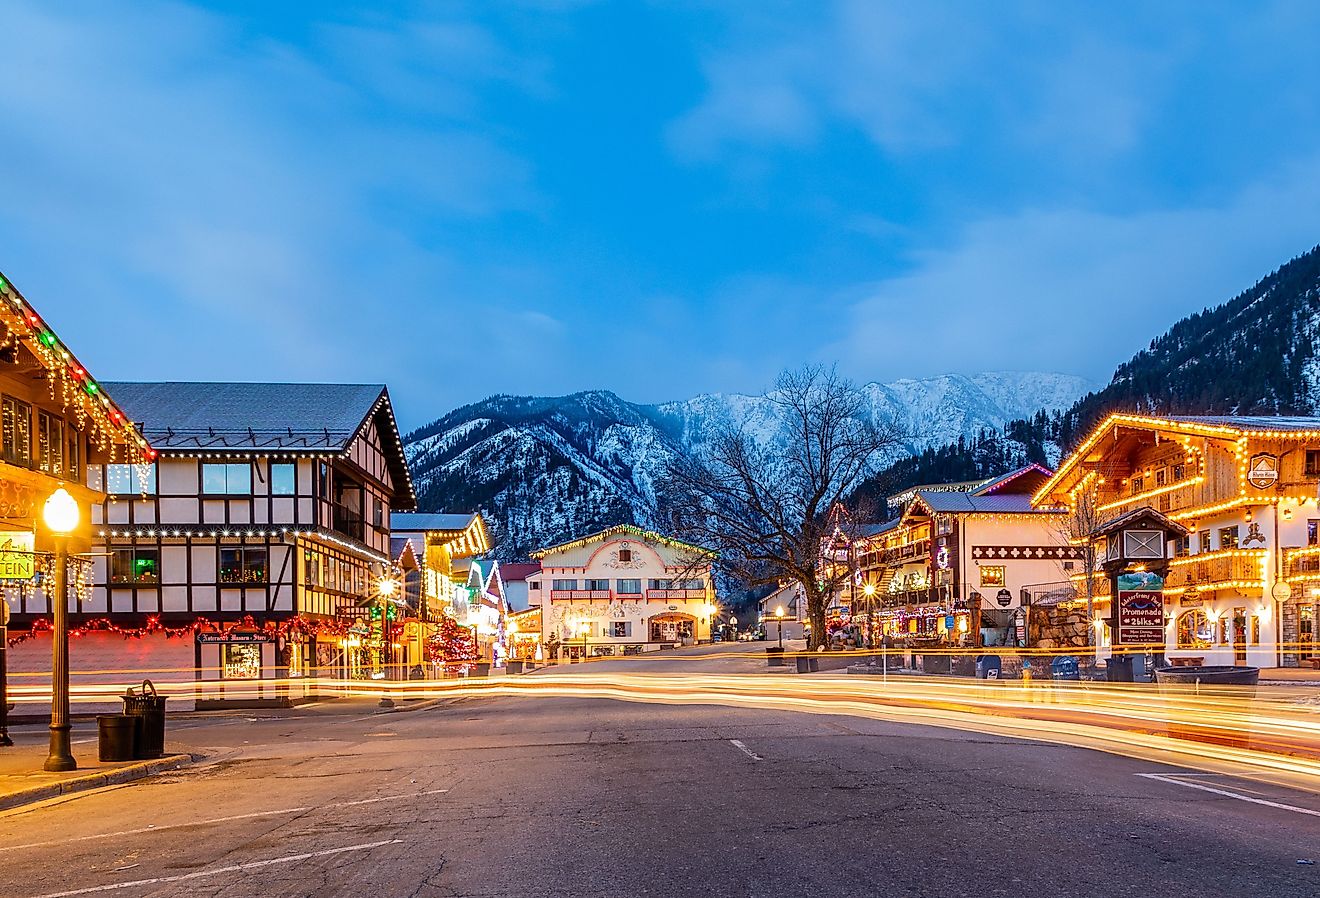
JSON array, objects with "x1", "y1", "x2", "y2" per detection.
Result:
[{"x1": 1115, "y1": 570, "x2": 1165, "y2": 645}]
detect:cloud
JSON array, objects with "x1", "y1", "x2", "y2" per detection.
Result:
[{"x1": 829, "y1": 156, "x2": 1320, "y2": 383}]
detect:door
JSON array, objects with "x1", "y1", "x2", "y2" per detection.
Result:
[
  {"x1": 1301, "y1": 604, "x2": 1316, "y2": 661},
  {"x1": 1232, "y1": 608, "x2": 1247, "y2": 663}
]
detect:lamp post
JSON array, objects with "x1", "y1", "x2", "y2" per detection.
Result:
[
  {"x1": 577, "y1": 620, "x2": 590, "y2": 663},
  {"x1": 862, "y1": 583, "x2": 877, "y2": 650},
  {"x1": 774, "y1": 605, "x2": 785, "y2": 649},
  {"x1": 377, "y1": 576, "x2": 397, "y2": 709},
  {"x1": 43, "y1": 487, "x2": 79, "y2": 772}
]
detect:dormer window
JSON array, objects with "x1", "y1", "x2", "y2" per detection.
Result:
[
  {"x1": 1307, "y1": 450, "x2": 1320, "y2": 478},
  {"x1": 618, "y1": 546, "x2": 632, "y2": 562}
]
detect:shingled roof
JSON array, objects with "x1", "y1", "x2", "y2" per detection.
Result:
[{"x1": 104, "y1": 381, "x2": 415, "y2": 508}]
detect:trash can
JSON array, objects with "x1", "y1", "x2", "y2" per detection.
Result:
[
  {"x1": 1050, "y1": 656, "x2": 1081, "y2": 681},
  {"x1": 765, "y1": 647, "x2": 785, "y2": 667},
  {"x1": 472, "y1": 662, "x2": 491, "y2": 677},
  {"x1": 975, "y1": 655, "x2": 1002, "y2": 679},
  {"x1": 795, "y1": 655, "x2": 811, "y2": 673},
  {"x1": 97, "y1": 715, "x2": 138, "y2": 762},
  {"x1": 506, "y1": 660, "x2": 524, "y2": 675},
  {"x1": 808, "y1": 656, "x2": 819, "y2": 672},
  {"x1": 122, "y1": 680, "x2": 167, "y2": 760}
]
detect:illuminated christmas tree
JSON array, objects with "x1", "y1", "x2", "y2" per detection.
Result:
[{"x1": 425, "y1": 614, "x2": 477, "y2": 668}]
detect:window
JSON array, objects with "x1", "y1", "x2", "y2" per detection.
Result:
[
  {"x1": 1063, "y1": 561, "x2": 1075, "y2": 571},
  {"x1": 372, "y1": 497, "x2": 384, "y2": 528},
  {"x1": 584, "y1": 578, "x2": 610, "y2": 591},
  {"x1": 317, "y1": 462, "x2": 329, "y2": 497},
  {"x1": 529, "y1": 580, "x2": 541, "y2": 591},
  {"x1": 303, "y1": 553, "x2": 321, "y2": 587},
  {"x1": 222, "y1": 644, "x2": 262, "y2": 680},
  {"x1": 552, "y1": 579, "x2": 578, "y2": 591},
  {"x1": 37, "y1": 411, "x2": 63, "y2": 476},
  {"x1": 1130, "y1": 476, "x2": 1143, "y2": 496},
  {"x1": 67, "y1": 430, "x2": 80, "y2": 481},
  {"x1": 980, "y1": 566, "x2": 1006, "y2": 588},
  {"x1": 106, "y1": 463, "x2": 157, "y2": 495},
  {"x1": 1176, "y1": 610, "x2": 1213, "y2": 649},
  {"x1": 1307, "y1": 449, "x2": 1320, "y2": 477},
  {"x1": 648, "y1": 579, "x2": 675, "y2": 590},
  {"x1": 1310, "y1": 520, "x2": 1319, "y2": 547},
  {"x1": 219, "y1": 547, "x2": 267, "y2": 584},
  {"x1": 617, "y1": 548, "x2": 632, "y2": 562},
  {"x1": 1198, "y1": 529, "x2": 1212, "y2": 553},
  {"x1": 680, "y1": 579, "x2": 705, "y2": 590},
  {"x1": 616, "y1": 579, "x2": 642, "y2": 594},
  {"x1": 2, "y1": 396, "x2": 31, "y2": 466},
  {"x1": 204, "y1": 462, "x2": 252, "y2": 494},
  {"x1": 611, "y1": 621, "x2": 631, "y2": 638},
  {"x1": 270, "y1": 463, "x2": 296, "y2": 495},
  {"x1": 110, "y1": 548, "x2": 160, "y2": 584},
  {"x1": 1155, "y1": 468, "x2": 1167, "y2": 487},
  {"x1": 1172, "y1": 463, "x2": 1185, "y2": 481},
  {"x1": 1174, "y1": 535, "x2": 1191, "y2": 557},
  {"x1": 1218, "y1": 526, "x2": 1239, "y2": 550}
]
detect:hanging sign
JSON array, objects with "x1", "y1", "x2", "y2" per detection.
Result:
[
  {"x1": 1247, "y1": 454, "x2": 1279, "y2": 490},
  {"x1": 0, "y1": 532, "x2": 35, "y2": 580},
  {"x1": 1115, "y1": 571, "x2": 1165, "y2": 645},
  {"x1": 995, "y1": 588, "x2": 1013, "y2": 607}
]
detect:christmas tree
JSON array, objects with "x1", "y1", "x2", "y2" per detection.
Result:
[{"x1": 425, "y1": 614, "x2": 477, "y2": 670}]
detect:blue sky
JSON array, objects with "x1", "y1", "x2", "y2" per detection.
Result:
[{"x1": 3, "y1": 1, "x2": 1320, "y2": 430}]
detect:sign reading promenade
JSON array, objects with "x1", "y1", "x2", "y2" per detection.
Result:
[{"x1": 1115, "y1": 570, "x2": 1165, "y2": 645}]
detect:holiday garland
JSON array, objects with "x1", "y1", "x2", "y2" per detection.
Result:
[{"x1": 5, "y1": 613, "x2": 356, "y2": 647}]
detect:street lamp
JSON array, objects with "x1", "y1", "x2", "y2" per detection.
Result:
[
  {"x1": 774, "y1": 605, "x2": 785, "y2": 649},
  {"x1": 376, "y1": 575, "x2": 397, "y2": 709},
  {"x1": 577, "y1": 620, "x2": 590, "y2": 663},
  {"x1": 862, "y1": 582, "x2": 877, "y2": 650},
  {"x1": 43, "y1": 486, "x2": 79, "y2": 772}
]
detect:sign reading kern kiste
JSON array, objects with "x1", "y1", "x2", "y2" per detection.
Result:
[
  {"x1": 1115, "y1": 571, "x2": 1165, "y2": 645},
  {"x1": 0, "y1": 531, "x2": 35, "y2": 580}
]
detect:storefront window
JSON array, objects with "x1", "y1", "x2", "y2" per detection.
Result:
[
  {"x1": 222, "y1": 643, "x2": 262, "y2": 679},
  {"x1": 1176, "y1": 610, "x2": 1212, "y2": 649}
]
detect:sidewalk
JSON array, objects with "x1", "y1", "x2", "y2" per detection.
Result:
[
  {"x1": 1259, "y1": 666, "x2": 1320, "y2": 684},
  {"x1": 0, "y1": 743, "x2": 193, "y2": 812}
]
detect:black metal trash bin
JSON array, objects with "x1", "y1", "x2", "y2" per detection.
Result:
[
  {"x1": 795, "y1": 655, "x2": 811, "y2": 673},
  {"x1": 97, "y1": 714, "x2": 139, "y2": 762},
  {"x1": 122, "y1": 680, "x2": 167, "y2": 760}
]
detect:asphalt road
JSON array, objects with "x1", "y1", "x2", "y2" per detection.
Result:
[{"x1": 2, "y1": 686, "x2": 1319, "y2": 897}]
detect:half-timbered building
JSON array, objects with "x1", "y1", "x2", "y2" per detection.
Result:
[{"x1": 82, "y1": 382, "x2": 415, "y2": 704}]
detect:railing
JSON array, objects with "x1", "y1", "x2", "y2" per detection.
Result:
[
  {"x1": 647, "y1": 589, "x2": 707, "y2": 600},
  {"x1": 549, "y1": 590, "x2": 612, "y2": 600},
  {"x1": 1286, "y1": 551, "x2": 1320, "y2": 582},
  {"x1": 884, "y1": 539, "x2": 930, "y2": 564},
  {"x1": 1165, "y1": 551, "x2": 1265, "y2": 590}
]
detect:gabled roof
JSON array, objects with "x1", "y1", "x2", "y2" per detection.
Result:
[
  {"x1": 530, "y1": 524, "x2": 713, "y2": 559},
  {"x1": 973, "y1": 463, "x2": 1053, "y2": 496},
  {"x1": 499, "y1": 563, "x2": 541, "y2": 583},
  {"x1": 0, "y1": 271, "x2": 154, "y2": 462},
  {"x1": 1036, "y1": 412, "x2": 1320, "y2": 505},
  {"x1": 104, "y1": 381, "x2": 415, "y2": 509},
  {"x1": 911, "y1": 490, "x2": 1055, "y2": 515},
  {"x1": 391, "y1": 512, "x2": 481, "y2": 534},
  {"x1": 1092, "y1": 505, "x2": 1188, "y2": 538},
  {"x1": 859, "y1": 519, "x2": 902, "y2": 538}
]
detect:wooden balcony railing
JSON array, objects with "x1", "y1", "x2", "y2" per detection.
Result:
[{"x1": 1165, "y1": 552, "x2": 1265, "y2": 591}]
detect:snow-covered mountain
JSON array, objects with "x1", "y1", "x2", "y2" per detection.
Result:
[{"x1": 404, "y1": 372, "x2": 1093, "y2": 559}]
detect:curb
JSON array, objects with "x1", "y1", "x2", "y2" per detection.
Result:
[{"x1": 0, "y1": 753, "x2": 195, "y2": 812}]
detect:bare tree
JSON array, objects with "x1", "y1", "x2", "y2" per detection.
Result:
[
  {"x1": 660, "y1": 366, "x2": 904, "y2": 649},
  {"x1": 1056, "y1": 481, "x2": 1103, "y2": 643}
]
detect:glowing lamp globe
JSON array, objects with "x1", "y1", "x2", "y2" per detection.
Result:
[
  {"x1": 43, "y1": 487, "x2": 80, "y2": 535},
  {"x1": 377, "y1": 577, "x2": 397, "y2": 597}
]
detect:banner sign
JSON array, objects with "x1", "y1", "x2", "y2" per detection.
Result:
[
  {"x1": 197, "y1": 631, "x2": 271, "y2": 644},
  {"x1": 0, "y1": 532, "x2": 35, "y2": 580},
  {"x1": 1116, "y1": 571, "x2": 1165, "y2": 645}
]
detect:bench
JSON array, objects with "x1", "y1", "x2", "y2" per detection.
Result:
[{"x1": 1169, "y1": 656, "x2": 1204, "y2": 667}]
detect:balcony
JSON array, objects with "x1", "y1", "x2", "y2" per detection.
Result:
[
  {"x1": 646, "y1": 589, "x2": 707, "y2": 600},
  {"x1": 1165, "y1": 551, "x2": 1265, "y2": 591},
  {"x1": 1286, "y1": 550, "x2": 1320, "y2": 582},
  {"x1": 883, "y1": 539, "x2": 930, "y2": 565},
  {"x1": 331, "y1": 505, "x2": 365, "y2": 542},
  {"x1": 550, "y1": 590, "x2": 612, "y2": 601}
]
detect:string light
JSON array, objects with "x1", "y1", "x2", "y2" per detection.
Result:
[
  {"x1": 6, "y1": 613, "x2": 357, "y2": 648},
  {"x1": 0, "y1": 271, "x2": 152, "y2": 464}
]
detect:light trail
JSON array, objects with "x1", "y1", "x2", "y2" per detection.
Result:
[{"x1": 10, "y1": 666, "x2": 1320, "y2": 795}]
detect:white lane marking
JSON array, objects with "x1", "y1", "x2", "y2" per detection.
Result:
[
  {"x1": 29, "y1": 839, "x2": 403, "y2": 898},
  {"x1": 729, "y1": 739, "x2": 761, "y2": 761},
  {"x1": 1136, "y1": 773, "x2": 1320, "y2": 818},
  {"x1": 3, "y1": 789, "x2": 449, "y2": 850}
]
